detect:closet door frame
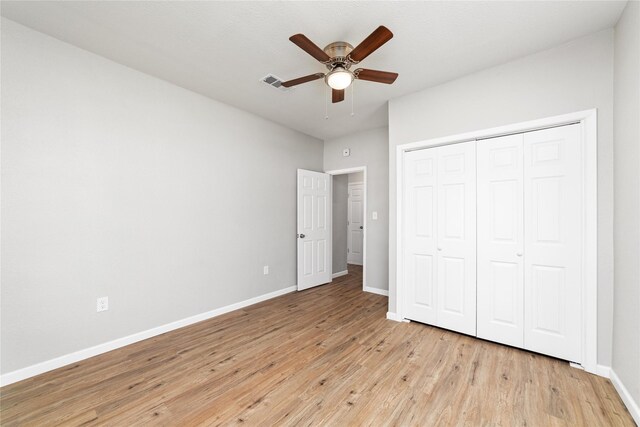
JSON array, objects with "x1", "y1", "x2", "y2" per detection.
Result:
[{"x1": 395, "y1": 109, "x2": 598, "y2": 375}]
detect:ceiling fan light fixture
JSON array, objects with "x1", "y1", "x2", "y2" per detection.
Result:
[{"x1": 325, "y1": 66, "x2": 353, "y2": 90}]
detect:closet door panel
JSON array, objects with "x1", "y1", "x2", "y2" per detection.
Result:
[
  {"x1": 477, "y1": 135, "x2": 524, "y2": 347},
  {"x1": 436, "y1": 142, "x2": 476, "y2": 335},
  {"x1": 524, "y1": 124, "x2": 582, "y2": 362},
  {"x1": 403, "y1": 149, "x2": 438, "y2": 325}
]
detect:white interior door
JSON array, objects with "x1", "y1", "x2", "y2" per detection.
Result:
[
  {"x1": 436, "y1": 142, "x2": 476, "y2": 336},
  {"x1": 403, "y1": 148, "x2": 438, "y2": 325},
  {"x1": 477, "y1": 134, "x2": 525, "y2": 347},
  {"x1": 347, "y1": 183, "x2": 364, "y2": 265},
  {"x1": 523, "y1": 124, "x2": 582, "y2": 362},
  {"x1": 297, "y1": 169, "x2": 332, "y2": 291}
]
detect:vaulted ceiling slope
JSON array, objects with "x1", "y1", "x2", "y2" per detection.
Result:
[{"x1": 0, "y1": 1, "x2": 627, "y2": 140}]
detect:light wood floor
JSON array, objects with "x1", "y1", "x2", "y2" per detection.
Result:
[{"x1": 0, "y1": 265, "x2": 634, "y2": 426}]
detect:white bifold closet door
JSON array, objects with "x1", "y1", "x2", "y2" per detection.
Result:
[
  {"x1": 403, "y1": 141, "x2": 476, "y2": 336},
  {"x1": 477, "y1": 134, "x2": 525, "y2": 348},
  {"x1": 477, "y1": 124, "x2": 582, "y2": 362},
  {"x1": 523, "y1": 125, "x2": 582, "y2": 362}
]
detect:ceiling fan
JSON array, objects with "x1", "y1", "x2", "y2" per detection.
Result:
[{"x1": 281, "y1": 26, "x2": 398, "y2": 103}]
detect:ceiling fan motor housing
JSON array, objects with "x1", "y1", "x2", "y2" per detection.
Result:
[{"x1": 323, "y1": 41, "x2": 355, "y2": 69}]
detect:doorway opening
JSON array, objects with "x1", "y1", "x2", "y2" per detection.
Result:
[{"x1": 327, "y1": 167, "x2": 367, "y2": 292}]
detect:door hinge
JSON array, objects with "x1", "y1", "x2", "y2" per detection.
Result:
[{"x1": 347, "y1": 248, "x2": 350, "y2": 253}]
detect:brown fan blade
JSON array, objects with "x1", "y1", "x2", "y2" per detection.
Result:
[
  {"x1": 348, "y1": 26, "x2": 393, "y2": 62},
  {"x1": 332, "y1": 89, "x2": 345, "y2": 103},
  {"x1": 281, "y1": 73, "x2": 325, "y2": 88},
  {"x1": 354, "y1": 68, "x2": 398, "y2": 84},
  {"x1": 289, "y1": 34, "x2": 331, "y2": 62}
]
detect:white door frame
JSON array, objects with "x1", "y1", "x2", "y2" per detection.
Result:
[
  {"x1": 395, "y1": 109, "x2": 598, "y2": 375},
  {"x1": 326, "y1": 166, "x2": 367, "y2": 291}
]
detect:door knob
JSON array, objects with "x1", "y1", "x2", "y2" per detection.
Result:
[
  {"x1": 360, "y1": 226, "x2": 363, "y2": 229},
  {"x1": 437, "y1": 247, "x2": 442, "y2": 251},
  {"x1": 516, "y1": 252, "x2": 523, "y2": 257},
  {"x1": 299, "y1": 234, "x2": 306, "y2": 239}
]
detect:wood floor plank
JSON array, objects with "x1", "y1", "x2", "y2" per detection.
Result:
[{"x1": 0, "y1": 265, "x2": 634, "y2": 426}]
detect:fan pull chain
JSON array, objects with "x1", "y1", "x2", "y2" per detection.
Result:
[
  {"x1": 351, "y1": 81, "x2": 355, "y2": 116},
  {"x1": 324, "y1": 86, "x2": 329, "y2": 120}
]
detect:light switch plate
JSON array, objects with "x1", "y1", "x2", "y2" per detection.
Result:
[
  {"x1": 342, "y1": 148, "x2": 350, "y2": 157},
  {"x1": 372, "y1": 211, "x2": 378, "y2": 220}
]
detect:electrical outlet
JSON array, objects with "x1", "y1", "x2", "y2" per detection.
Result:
[
  {"x1": 97, "y1": 297, "x2": 108, "y2": 312},
  {"x1": 263, "y1": 266, "x2": 269, "y2": 275}
]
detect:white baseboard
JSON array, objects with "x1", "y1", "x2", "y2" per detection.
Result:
[
  {"x1": 364, "y1": 286, "x2": 389, "y2": 296},
  {"x1": 596, "y1": 364, "x2": 611, "y2": 378},
  {"x1": 347, "y1": 261, "x2": 363, "y2": 266},
  {"x1": 332, "y1": 270, "x2": 348, "y2": 278},
  {"x1": 610, "y1": 369, "x2": 640, "y2": 425},
  {"x1": 0, "y1": 285, "x2": 296, "y2": 387},
  {"x1": 386, "y1": 312, "x2": 402, "y2": 322}
]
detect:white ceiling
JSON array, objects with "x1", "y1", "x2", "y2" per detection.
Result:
[{"x1": 1, "y1": 1, "x2": 627, "y2": 140}]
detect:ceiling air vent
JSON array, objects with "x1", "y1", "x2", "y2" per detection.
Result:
[{"x1": 260, "y1": 74, "x2": 291, "y2": 92}]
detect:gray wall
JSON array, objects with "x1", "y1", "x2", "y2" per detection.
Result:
[
  {"x1": 388, "y1": 30, "x2": 615, "y2": 366},
  {"x1": 332, "y1": 175, "x2": 348, "y2": 274},
  {"x1": 348, "y1": 171, "x2": 364, "y2": 183},
  {"x1": 613, "y1": 0, "x2": 640, "y2": 411},
  {"x1": 324, "y1": 127, "x2": 389, "y2": 292},
  {"x1": 0, "y1": 19, "x2": 323, "y2": 374}
]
